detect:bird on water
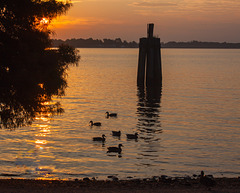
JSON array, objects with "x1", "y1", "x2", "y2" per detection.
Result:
[
  {"x1": 93, "y1": 134, "x2": 106, "y2": 142},
  {"x1": 126, "y1": 132, "x2": 138, "y2": 139},
  {"x1": 200, "y1": 171, "x2": 216, "y2": 190},
  {"x1": 107, "y1": 144, "x2": 123, "y2": 153},
  {"x1": 89, "y1": 121, "x2": 101, "y2": 126},
  {"x1": 106, "y1": 112, "x2": 117, "y2": 117},
  {"x1": 112, "y1": 130, "x2": 121, "y2": 136}
]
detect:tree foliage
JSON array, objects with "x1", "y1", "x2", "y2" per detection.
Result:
[{"x1": 0, "y1": 0, "x2": 80, "y2": 129}]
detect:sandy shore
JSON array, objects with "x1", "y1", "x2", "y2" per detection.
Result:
[{"x1": 0, "y1": 177, "x2": 239, "y2": 193}]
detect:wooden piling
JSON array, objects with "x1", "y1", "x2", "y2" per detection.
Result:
[
  {"x1": 137, "y1": 23, "x2": 162, "y2": 87},
  {"x1": 153, "y1": 38, "x2": 162, "y2": 84},
  {"x1": 146, "y1": 38, "x2": 155, "y2": 85},
  {"x1": 137, "y1": 38, "x2": 147, "y2": 86},
  {"x1": 147, "y1": 23, "x2": 154, "y2": 38}
]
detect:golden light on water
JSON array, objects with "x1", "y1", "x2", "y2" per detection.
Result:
[
  {"x1": 35, "y1": 126, "x2": 50, "y2": 150},
  {"x1": 35, "y1": 114, "x2": 51, "y2": 122},
  {"x1": 35, "y1": 125, "x2": 51, "y2": 137},
  {"x1": 35, "y1": 139, "x2": 48, "y2": 145}
]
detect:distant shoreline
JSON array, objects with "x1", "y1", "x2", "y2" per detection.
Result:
[{"x1": 52, "y1": 38, "x2": 240, "y2": 49}]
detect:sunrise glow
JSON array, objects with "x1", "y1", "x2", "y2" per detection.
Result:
[{"x1": 50, "y1": 0, "x2": 240, "y2": 43}]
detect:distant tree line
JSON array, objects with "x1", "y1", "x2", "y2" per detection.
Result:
[
  {"x1": 161, "y1": 41, "x2": 240, "y2": 49},
  {"x1": 53, "y1": 39, "x2": 240, "y2": 49},
  {"x1": 52, "y1": 38, "x2": 138, "y2": 48}
]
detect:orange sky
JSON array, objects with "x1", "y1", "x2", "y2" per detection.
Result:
[{"x1": 51, "y1": 0, "x2": 240, "y2": 42}]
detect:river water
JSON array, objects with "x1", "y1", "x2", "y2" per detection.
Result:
[{"x1": 0, "y1": 48, "x2": 240, "y2": 180}]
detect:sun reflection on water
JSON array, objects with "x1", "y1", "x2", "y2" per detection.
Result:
[
  {"x1": 35, "y1": 139, "x2": 48, "y2": 145},
  {"x1": 34, "y1": 112, "x2": 51, "y2": 148},
  {"x1": 23, "y1": 111, "x2": 55, "y2": 179}
]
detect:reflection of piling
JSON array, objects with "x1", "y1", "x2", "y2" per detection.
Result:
[
  {"x1": 137, "y1": 24, "x2": 162, "y2": 86},
  {"x1": 136, "y1": 84, "x2": 162, "y2": 135}
]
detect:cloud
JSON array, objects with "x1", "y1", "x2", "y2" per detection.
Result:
[
  {"x1": 130, "y1": 1, "x2": 177, "y2": 8},
  {"x1": 50, "y1": 15, "x2": 126, "y2": 29},
  {"x1": 177, "y1": 0, "x2": 240, "y2": 12},
  {"x1": 130, "y1": 0, "x2": 240, "y2": 12},
  {"x1": 71, "y1": 0, "x2": 83, "y2": 3},
  {"x1": 50, "y1": 17, "x2": 93, "y2": 28}
]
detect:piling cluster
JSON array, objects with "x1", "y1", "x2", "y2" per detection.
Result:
[{"x1": 137, "y1": 23, "x2": 162, "y2": 87}]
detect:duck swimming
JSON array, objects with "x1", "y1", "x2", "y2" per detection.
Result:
[
  {"x1": 126, "y1": 132, "x2": 138, "y2": 139},
  {"x1": 93, "y1": 134, "x2": 106, "y2": 142},
  {"x1": 107, "y1": 144, "x2": 123, "y2": 153},
  {"x1": 106, "y1": 112, "x2": 117, "y2": 117},
  {"x1": 112, "y1": 130, "x2": 121, "y2": 136},
  {"x1": 89, "y1": 121, "x2": 101, "y2": 126}
]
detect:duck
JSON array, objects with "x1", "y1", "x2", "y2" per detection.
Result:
[
  {"x1": 106, "y1": 112, "x2": 117, "y2": 117},
  {"x1": 126, "y1": 132, "x2": 138, "y2": 139},
  {"x1": 89, "y1": 121, "x2": 101, "y2": 126},
  {"x1": 112, "y1": 130, "x2": 121, "y2": 136},
  {"x1": 200, "y1": 171, "x2": 216, "y2": 189},
  {"x1": 93, "y1": 134, "x2": 106, "y2": 142},
  {"x1": 107, "y1": 144, "x2": 123, "y2": 153}
]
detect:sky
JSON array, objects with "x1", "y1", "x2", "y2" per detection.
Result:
[{"x1": 50, "y1": 0, "x2": 240, "y2": 43}]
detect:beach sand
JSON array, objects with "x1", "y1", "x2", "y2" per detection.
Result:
[{"x1": 0, "y1": 177, "x2": 239, "y2": 193}]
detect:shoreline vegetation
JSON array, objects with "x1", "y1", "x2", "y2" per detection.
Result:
[
  {"x1": 52, "y1": 38, "x2": 240, "y2": 49},
  {"x1": 0, "y1": 176, "x2": 239, "y2": 193}
]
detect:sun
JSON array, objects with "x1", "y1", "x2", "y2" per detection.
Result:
[{"x1": 40, "y1": 17, "x2": 49, "y2": 25}]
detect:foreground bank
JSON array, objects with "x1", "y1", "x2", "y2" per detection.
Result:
[{"x1": 0, "y1": 177, "x2": 239, "y2": 193}]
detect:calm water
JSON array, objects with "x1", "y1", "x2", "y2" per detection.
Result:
[{"x1": 0, "y1": 48, "x2": 240, "y2": 180}]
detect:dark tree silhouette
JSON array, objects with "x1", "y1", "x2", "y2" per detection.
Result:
[{"x1": 0, "y1": 0, "x2": 80, "y2": 129}]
